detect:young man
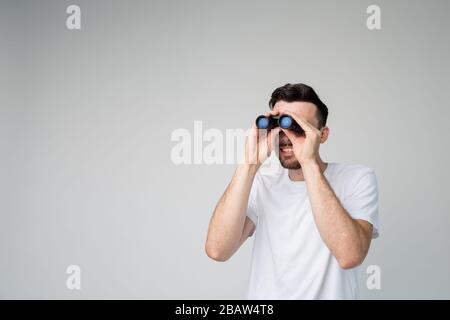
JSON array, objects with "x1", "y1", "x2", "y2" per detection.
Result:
[{"x1": 205, "y1": 83, "x2": 379, "y2": 299}]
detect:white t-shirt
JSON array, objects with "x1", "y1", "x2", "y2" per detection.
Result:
[{"x1": 246, "y1": 161, "x2": 380, "y2": 300}]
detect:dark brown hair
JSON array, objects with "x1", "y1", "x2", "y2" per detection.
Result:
[{"x1": 269, "y1": 83, "x2": 328, "y2": 128}]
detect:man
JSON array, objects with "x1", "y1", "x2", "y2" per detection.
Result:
[{"x1": 205, "y1": 83, "x2": 379, "y2": 299}]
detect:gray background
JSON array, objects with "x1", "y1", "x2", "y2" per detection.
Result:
[{"x1": 1, "y1": 0, "x2": 449, "y2": 299}]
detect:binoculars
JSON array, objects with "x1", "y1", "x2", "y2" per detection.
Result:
[{"x1": 255, "y1": 114, "x2": 304, "y2": 134}]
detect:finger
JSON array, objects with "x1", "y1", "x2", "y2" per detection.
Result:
[
  {"x1": 268, "y1": 127, "x2": 281, "y2": 153},
  {"x1": 268, "y1": 109, "x2": 280, "y2": 116},
  {"x1": 246, "y1": 128, "x2": 258, "y2": 165},
  {"x1": 249, "y1": 123, "x2": 258, "y2": 137},
  {"x1": 257, "y1": 126, "x2": 269, "y2": 147},
  {"x1": 270, "y1": 126, "x2": 281, "y2": 137},
  {"x1": 281, "y1": 127, "x2": 299, "y2": 144},
  {"x1": 262, "y1": 110, "x2": 279, "y2": 118}
]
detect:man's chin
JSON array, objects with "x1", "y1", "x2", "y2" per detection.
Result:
[{"x1": 279, "y1": 156, "x2": 301, "y2": 170}]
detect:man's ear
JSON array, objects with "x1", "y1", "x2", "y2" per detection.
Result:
[{"x1": 319, "y1": 126, "x2": 329, "y2": 144}]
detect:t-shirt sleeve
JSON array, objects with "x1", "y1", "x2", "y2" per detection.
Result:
[
  {"x1": 342, "y1": 169, "x2": 380, "y2": 239},
  {"x1": 246, "y1": 175, "x2": 259, "y2": 231}
]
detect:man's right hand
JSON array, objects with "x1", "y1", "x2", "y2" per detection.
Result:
[
  {"x1": 244, "y1": 110, "x2": 280, "y2": 169},
  {"x1": 205, "y1": 110, "x2": 281, "y2": 262}
]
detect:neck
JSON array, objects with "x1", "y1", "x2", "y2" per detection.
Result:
[{"x1": 288, "y1": 156, "x2": 328, "y2": 182}]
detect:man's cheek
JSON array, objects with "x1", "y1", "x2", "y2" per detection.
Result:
[{"x1": 294, "y1": 138, "x2": 305, "y2": 147}]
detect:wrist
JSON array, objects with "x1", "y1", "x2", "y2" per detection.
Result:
[
  {"x1": 301, "y1": 159, "x2": 321, "y2": 173},
  {"x1": 237, "y1": 163, "x2": 260, "y2": 176}
]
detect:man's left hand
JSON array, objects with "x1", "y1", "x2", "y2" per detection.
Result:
[{"x1": 280, "y1": 111, "x2": 323, "y2": 166}]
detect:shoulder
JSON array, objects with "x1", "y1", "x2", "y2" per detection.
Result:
[
  {"x1": 331, "y1": 162, "x2": 376, "y2": 180},
  {"x1": 329, "y1": 162, "x2": 378, "y2": 192}
]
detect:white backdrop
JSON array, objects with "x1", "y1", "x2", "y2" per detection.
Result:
[{"x1": 1, "y1": 0, "x2": 449, "y2": 299}]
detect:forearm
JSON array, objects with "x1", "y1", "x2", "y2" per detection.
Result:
[
  {"x1": 302, "y1": 162, "x2": 367, "y2": 268},
  {"x1": 206, "y1": 164, "x2": 258, "y2": 260}
]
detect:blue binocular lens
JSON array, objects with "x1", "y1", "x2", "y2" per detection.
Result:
[
  {"x1": 256, "y1": 116, "x2": 270, "y2": 129},
  {"x1": 279, "y1": 115, "x2": 293, "y2": 129},
  {"x1": 255, "y1": 114, "x2": 304, "y2": 134},
  {"x1": 255, "y1": 115, "x2": 279, "y2": 130}
]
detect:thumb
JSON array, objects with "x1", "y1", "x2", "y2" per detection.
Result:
[
  {"x1": 281, "y1": 128, "x2": 296, "y2": 144},
  {"x1": 268, "y1": 127, "x2": 281, "y2": 154}
]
